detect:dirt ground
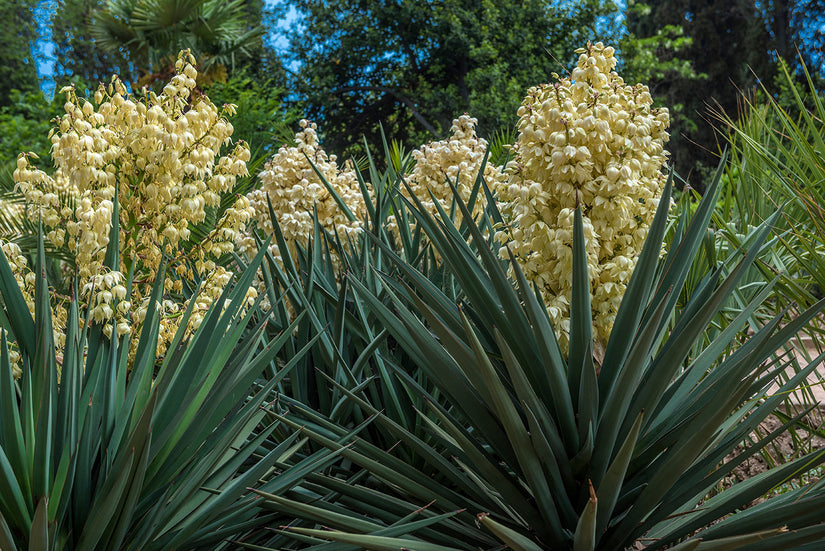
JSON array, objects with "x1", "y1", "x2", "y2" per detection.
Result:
[{"x1": 726, "y1": 407, "x2": 825, "y2": 494}]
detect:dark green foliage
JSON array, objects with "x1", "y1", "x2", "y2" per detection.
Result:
[
  {"x1": 274, "y1": 0, "x2": 620, "y2": 154},
  {"x1": 626, "y1": 0, "x2": 803, "y2": 182},
  {"x1": 0, "y1": 0, "x2": 40, "y2": 108},
  {"x1": 0, "y1": 90, "x2": 58, "y2": 237},
  {"x1": 616, "y1": 1, "x2": 705, "y2": 152},
  {"x1": 0, "y1": 91, "x2": 56, "y2": 172},
  {"x1": 52, "y1": 0, "x2": 129, "y2": 86},
  {"x1": 90, "y1": 0, "x2": 266, "y2": 80},
  {"x1": 202, "y1": 71, "x2": 299, "y2": 165}
]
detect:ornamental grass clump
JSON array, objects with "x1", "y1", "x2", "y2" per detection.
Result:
[
  {"x1": 11, "y1": 50, "x2": 254, "y2": 355},
  {"x1": 496, "y1": 42, "x2": 670, "y2": 352}
]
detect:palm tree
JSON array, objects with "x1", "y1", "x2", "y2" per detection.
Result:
[{"x1": 90, "y1": 0, "x2": 264, "y2": 81}]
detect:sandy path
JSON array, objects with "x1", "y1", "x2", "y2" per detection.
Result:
[{"x1": 767, "y1": 333, "x2": 825, "y2": 403}]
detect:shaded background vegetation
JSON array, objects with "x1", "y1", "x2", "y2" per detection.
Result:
[{"x1": 1, "y1": 0, "x2": 823, "y2": 183}]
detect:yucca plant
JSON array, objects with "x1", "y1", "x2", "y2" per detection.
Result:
[
  {"x1": 0, "y1": 198, "x2": 320, "y2": 549},
  {"x1": 245, "y1": 132, "x2": 498, "y2": 448},
  {"x1": 250, "y1": 158, "x2": 825, "y2": 550}
]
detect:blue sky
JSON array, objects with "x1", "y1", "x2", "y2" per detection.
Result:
[{"x1": 34, "y1": 0, "x2": 57, "y2": 95}]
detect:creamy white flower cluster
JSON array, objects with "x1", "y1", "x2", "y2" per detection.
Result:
[
  {"x1": 0, "y1": 240, "x2": 35, "y2": 308},
  {"x1": 82, "y1": 269, "x2": 130, "y2": 337},
  {"x1": 496, "y1": 42, "x2": 670, "y2": 352},
  {"x1": 129, "y1": 264, "x2": 251, "y2": 357},
  {"x1": 12, "y1": 50, "x2": 255, "y2": 354},
  {"x1": 239, "y1": 120, "x2": 369, "y2": 294},
  {"x1": 389, "y1": 115, "x2": 504, "y2": 242},
  {"x1": 0, "y1": 239, "x2": 36, "y2": 378}
]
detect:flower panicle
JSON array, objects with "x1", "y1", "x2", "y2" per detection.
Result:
[
  {"x1": 495, "y1": 41, "x2": 671, "y2": 352},
  {"x1": 10, "y1": 49, "x2": 254, "y2": 361}
]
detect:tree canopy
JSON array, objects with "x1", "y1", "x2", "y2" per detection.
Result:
[
  {"x1": 0, "y1": 0, "x2": 40, "y2": 108},
  {"x1": 275, "y1": 0, "x2": 621, "y2": 153},
  {"x1": 626, "y1": 0, "x2": 824, "y2": 178},
  {"x1": 53, "y1": 0, "x2": 128, "y2": 86}
]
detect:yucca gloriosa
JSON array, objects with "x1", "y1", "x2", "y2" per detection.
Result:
[
  {"x1": 2, "y1": 38, "x2": 824, "y2": 551},
  {"x1": 243, "y1": 133, "x2": 492, "y2": 443},
  {"x1": 245, "y1": 154, "x2": 825, "y2": 550},
  {"x1": 0, "y1": 197, "x2": 325, "y2": 549}
]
